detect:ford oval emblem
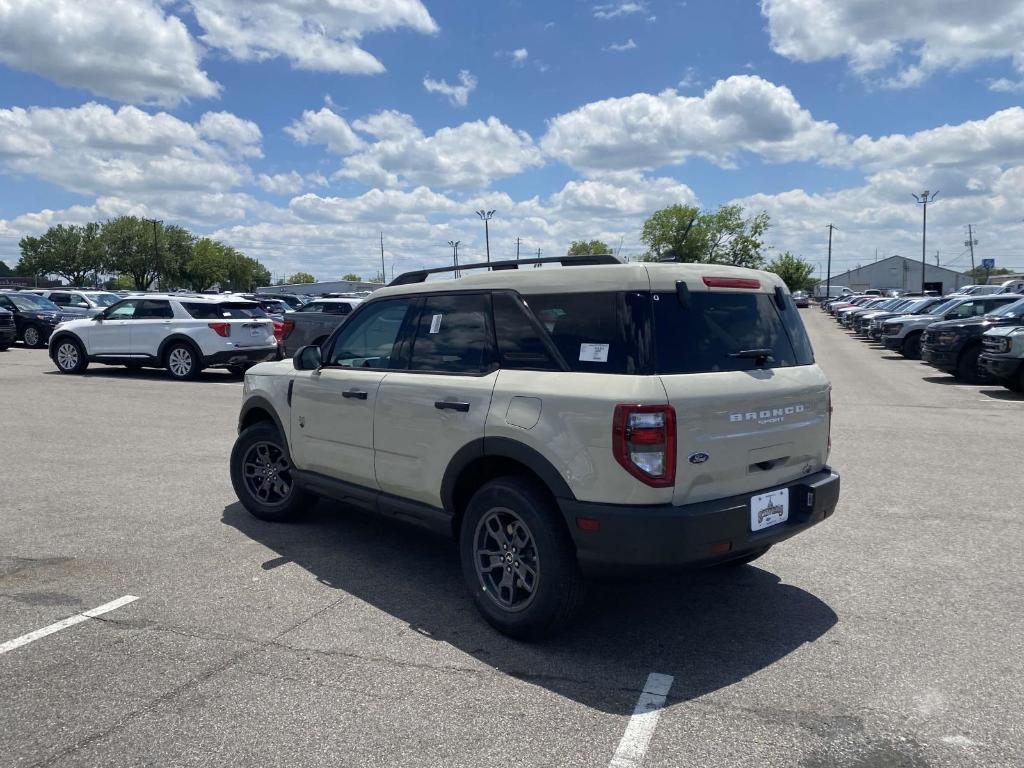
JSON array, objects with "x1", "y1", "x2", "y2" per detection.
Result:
[{"x1": 688, "y1": 452, "x2": 710, "y2": 465}]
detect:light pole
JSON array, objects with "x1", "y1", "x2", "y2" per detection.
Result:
[
  {"x1": 475, "y1": 209, "x2": 495, "y2": 265},
  {"x1": 448, "y1": 240, "x2": 460, "y2": 278},
  {"x1": 912, "y1": 190, "x2": 938, "y2": 293},
  {"x1": 144, "y1": 218, "x2": 163, "y2": 290}
]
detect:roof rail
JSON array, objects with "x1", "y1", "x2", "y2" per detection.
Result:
[{"x1": 388, "y1": 253, "x2": 622, "y2": 286}]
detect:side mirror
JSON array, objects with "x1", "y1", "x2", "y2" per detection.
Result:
[
  {"x1": 293, "y1": 344, "x2": 322, "y2": 371},
  {"x1": 92, "y1": 314, "x2": 104, "y2": 321}
]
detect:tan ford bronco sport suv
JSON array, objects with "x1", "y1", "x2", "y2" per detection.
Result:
[{"x1": 230, "y1": 255, "x2": 840, "y2": 638}]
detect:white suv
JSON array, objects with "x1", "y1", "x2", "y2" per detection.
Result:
[
  {"x1": 29, "y1": 289, "x2": 123, "y2": 317},
  {"x1": 230, "y1": 255, "x2": 840, "y2": 638},
  {"x1": 48, "y1": 294, "x2": 277, "y2": 379}
]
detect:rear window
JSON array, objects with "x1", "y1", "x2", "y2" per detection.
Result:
[
  {"x1": 653, "y1": 291, "x2": 814, "y2": 374},
  {"x1": 181, "y1": 302, "x2": 267, "y2": 319}
]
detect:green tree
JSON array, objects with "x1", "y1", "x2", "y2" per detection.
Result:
[
  {"x1": 100, "y1": 216, "x2": 157, "y2": 291},
  {"x1": 964, "y1": 266, "x2": 1012, "y2": 283},
  {"x1": 767, "y1": 252, "x2": 815, "y2": 291},
  {"x1": 640, "y1": 203, "x2": 770, "y2": 268},
  {"x1": 17, "y1": 223, "x2": 104, "y2": 284},
  {"x1": 287, "y1": 271, "x2": 316, "y2": 284},
  {"x1": 567, "y1": 239, "x2": 612, "y2": 256},
  {"x1": 341, "y1": 273, "x2": 363, "y2": 282},
  {"x1": 0, "y1": 260, "x2": 13, "y2": 277},
  {"x1": 183, "y1": 238, "x2": 230, "y2": 291}
]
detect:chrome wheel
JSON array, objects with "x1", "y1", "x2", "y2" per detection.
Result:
[
  {"x1": 167, "y1": 347, "x2": 194, "y2": 377},
  {"x1": 474, "y1": 507, "x2": 540, "y2": 612},
  {"x1": 56, "y1": 342, "x2": 79, "y2": 370},
  {"x1": 23, "y1": 326, "x2": 40, "y2": 347},
  {"x1": 242, "y1": 441, "x2": 293, "y2": 505}
]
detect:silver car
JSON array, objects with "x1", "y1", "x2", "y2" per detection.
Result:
[{"x1": 281, "y1": 298, "x2": 362, "y2": 356}]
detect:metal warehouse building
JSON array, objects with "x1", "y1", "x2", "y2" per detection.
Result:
[{"x1": 822, "y1": 255, "x2": 973, "y2": 295}]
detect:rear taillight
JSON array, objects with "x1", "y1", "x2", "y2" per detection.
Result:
[
  {"x1": 272, "y1": 320, "x2": 285, "y2": 342},
  {"x1": 613, "y1": 404, "x2": 676, "y2": 487},
  {"x1": 702, "y1": 276, "x2": 760, "y2": 289},
  {"x1": 208, "y1": 322, "x2": 231, "y2": 337},
  {"x1": 280, "y1": 319, "x2": 295, "y2": 339}
]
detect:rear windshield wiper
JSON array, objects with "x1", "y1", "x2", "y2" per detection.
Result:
[{"x1": 728, "y1": 348, "x2": 774, "y2": 365}]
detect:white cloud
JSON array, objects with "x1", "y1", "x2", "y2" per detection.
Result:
[
  {"x1": 423, "y1": 70, "x2": 478, "y2": 107},
  {"x1": 285, "y1": 107, "x2": 365, "y2": 154},
  {"x1": 761, "y1": 0, "x2": 1024, "y2": 88},
  {"x1": 989, "y1": 78, "x2": 1024, "y2": 93},
  {"x1": 495, "y1": 49, "x2": 529, "y2": 67},
  {"x1": 198, "y1": 112, "x2": 263, "y2": 158},
  {"x1": 189, "y1": 0, "x2": 438, "y2": 75},
  {"x1": 0, "y1": 0, "x2": 219, "y2": 106},
  {"x1": 593, "y1": 2, "x2": 648, "y2": 19},
  {"x1": 605, "y1": 39, "x2": 638, "y2": 52},
  {"x1": 541, "y1": 75, "x2": 845, "y2": 173},
  {"x1": 677, "y1": 67, "x2": 700, "y2": 89},
  {"x1": 257, "y1": 171, "x2": 327, "y2": 195},
  {"x1": 0, "y1": 103, "x2": 257, "y2": 202},
  {"x1": 339, "y1": 113, "x2": 544, "y2": 188}
]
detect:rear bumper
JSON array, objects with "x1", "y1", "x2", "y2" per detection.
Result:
[
  {"x1": 979, "y1": 354, "x2": 1022, "y2": 380},
  {"x1": 203, "y1": 347, "x2": 278, "y2": 367},
  {"x1": 558, "y1": 469, "x2": 840, "y2": 574}
]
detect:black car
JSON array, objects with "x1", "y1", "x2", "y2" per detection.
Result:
[
  {"x1": 0, "y1": 291, "x2": 75, "y2": 348},
  {"x1": 920, "y1": 296, "x2": 1024, "y2": 382},
  {"x1": 0, "y1": 307, "x2": 16, "y2": 349}
]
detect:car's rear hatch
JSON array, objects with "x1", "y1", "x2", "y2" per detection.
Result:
[{"x1": 650, "y1": 279, "x2": 831, "y2": 506}]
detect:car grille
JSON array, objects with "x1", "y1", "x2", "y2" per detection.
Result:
[
  {"x1": 0, "y1": 315, "x2": 12, "y2": 328},
  {"x1": 983, "y1": 336, "x2": 1010, "y2": 354}
]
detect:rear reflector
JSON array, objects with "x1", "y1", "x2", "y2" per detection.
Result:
[
  {"x1": 208, "y1": 322, "x2": 231, "y2": 337},
  {"x1": 702, "y1": 276, "x2": 761, "y2": 289},
  {"x1": 576, "y1": 517, "x2": 601, "y2": 532},
  {"x1": 709, "y1": 541, "x2": 733, "y2": 555},
  {"x1": 613, "y1": 404, "x2": 676, "y2": 488}
]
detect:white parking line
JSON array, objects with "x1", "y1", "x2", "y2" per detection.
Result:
[
  {"x1": 609, "y1": 672, "x2": 675, "y2": 768},
  {"x1": 0, "y1": 595, "x2": 139, "y2": 655}
]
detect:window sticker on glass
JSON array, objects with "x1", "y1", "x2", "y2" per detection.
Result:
[
  {"x1": 579, "y1": 343, "x2": 609, "y2": 362},
  {"x1": 429, "y1": 314, "x2": 443, "y2": 334}
]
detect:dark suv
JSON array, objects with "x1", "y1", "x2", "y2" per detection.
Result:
[
  {"x1": 921, "y1": 296, "x2": 1024, "y2": 382},
  {"x1": 0, "y1": 307, "x2": 16, "y2": 349},
  {"x1": 0, "y1": 291, "x2": 74, "y2": 348}
]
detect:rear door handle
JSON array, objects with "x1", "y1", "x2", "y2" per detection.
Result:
[
  {"x1": 435, "y1": 400, "x2": 470, "y2": 412},
  {"x1": 342, "y1": 389, "x2": 368, "y2": 400}
]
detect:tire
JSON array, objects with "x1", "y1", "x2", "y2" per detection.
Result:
[
  {"x1": 712, "y1": 545, "x2": 772, "y2": 568},
  {"x1": 52, "y1": 337, "x2": 89, "y2": 374},
  {"x1": 459, "y1": 476, "x2": 586, "y2": 640},
  {"x1": 165, "y1": 343, "x2": 200, "y2": 380},
  {"x1": 230, "y1": 422, "x2": 312, "y2": 522},
  {"x1": 0, "y1": 344, "x2": 8, "y2": 351},
  {"x1": 1005, "y1": 367, "x2": 1024, "y2": 393},
  {"x1": 22, "y1": 324, "x2": 44, "y2": 348},
  {"x1": 956, "y1": 345, "x2": 983, "y2": 384},
  {"x1": 901, "y1": 332, "x2": 922, "y2": 359}
]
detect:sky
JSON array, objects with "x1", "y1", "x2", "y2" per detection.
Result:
[{"x1": 2, "y1": 0, "x2": 1024, "y2": 282}]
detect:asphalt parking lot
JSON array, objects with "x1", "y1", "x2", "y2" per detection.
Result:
[{"x1": 2, "y1": 310, "x2": 1023, "y2": 768}]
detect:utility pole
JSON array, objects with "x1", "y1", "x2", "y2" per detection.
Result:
[
  {"x1": 448, "y1": 240, "x2": 460, "y2": 278},
  {"x1": 380, "y1": 232, "x2": 386, "y2": 285},
  {"x1": 826, "y1": 223, "x2": 837, "y2": 299},
  {"x1": 965, "y1": 224, "x2": 977, "y2": 276},
  {"x1": 475, "y1": 209, "x2": 495, "y2": 265},
  {"x1": 145, "y1": 218, "x2": 162, "y2": 289},
  {"x1": 935, "y1": 250, "x2": 939, "y2": 266},
  {"x1": 515, "y1": 236, "x2": 520, "y2": 261},
  {"x1": 912, "y1": 190, "x2": 938, "y2": 293},
  {"x1": 535, "y1": 247, "x2": 542, "y2": 268}
]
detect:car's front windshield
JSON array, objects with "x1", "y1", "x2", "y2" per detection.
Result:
[
  {"x1": 988, "y1": 298, "x2": 1024, "y2": 318},
  {"x1": 926, "y1": 299, "x2": 959, "y2": 316},
  {"x1": 8, "y1": 294, "x2": 59, "y2": 311}
]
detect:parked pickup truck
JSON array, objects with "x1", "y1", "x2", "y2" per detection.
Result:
[
  {"x1": 280, "y1": 298, "x2": 362, "y2": 357},
  {"x1": 979, "y1": 325, "x2": 1024, "y2": 392},
  {"x1": 880, "y1": 294, "x2": 1021, "y2": 359},
  {"x1": 920, "y1": 297, "x2": 1024, "y2": 383}
]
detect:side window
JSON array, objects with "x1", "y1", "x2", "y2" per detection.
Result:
[
  {"x1": 324, "y1": 303, "x2": 351, "y2": 315},
  {"x1": 299, "y1": 303, "x2": 325, "y2": 313},
  {"x1": 180, "y1": 302, "x2": 219, "y2": 319},
  {"x1": 50, "y1": 293, "x2": 71, "y2": 306},
  {"x1": 408, "y1": 294, "x2": 494, "y2": 374},
  {"x1": 105, "y1": 300, "x2": 139, "y2": 320},
  {"x1": 492, "y1": 292, "x2": 560, "y2": 370},
  {"x1": 0, "y1": 296, "x2": 14, "y2": 311},
  {"x1": 135, "y1": 300, "x2": 173, "y2": 319},
  {"x1": 327, "y1": 299, "x2": 415, "y2": 369}
]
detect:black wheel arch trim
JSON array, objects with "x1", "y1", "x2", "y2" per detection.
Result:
[
  {"x1": 48, "y1": 331, "x2": 83, "y2": 359},
  {"x1": 440, "y1": 436, "x2": 576, "y2": 514},
  {"x1": 238, "y1": 394, "x2": 287, "y2": 440},
  {"x1": 158, "y1": 334, "x2": 203, "y2": 364}
]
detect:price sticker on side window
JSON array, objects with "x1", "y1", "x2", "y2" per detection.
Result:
[{"x1": 579, "y1": 343, "x2": 609, "y2": 362}]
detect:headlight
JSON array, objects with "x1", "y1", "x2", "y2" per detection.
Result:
[
  {"x1": 936, "y1": 331, "x2": 960, "y2": 344},
  {"x1": 884, "y1": 323, "x2": 903, "y2": 334}
]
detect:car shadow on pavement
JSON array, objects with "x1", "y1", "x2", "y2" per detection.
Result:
[
  {"x1": 222, "y1": 500, "x2": 838, "y2": 715},
  {"x1": 977, "y1": 387, "x2": 1023, "y2": 401},
  {"x1": 41, "y1": 368, "x2": 240, "y2": 383}
]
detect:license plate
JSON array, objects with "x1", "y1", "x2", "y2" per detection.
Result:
[{"x1": 750, "y1": 488, "x2": 789, "y2": 531}]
